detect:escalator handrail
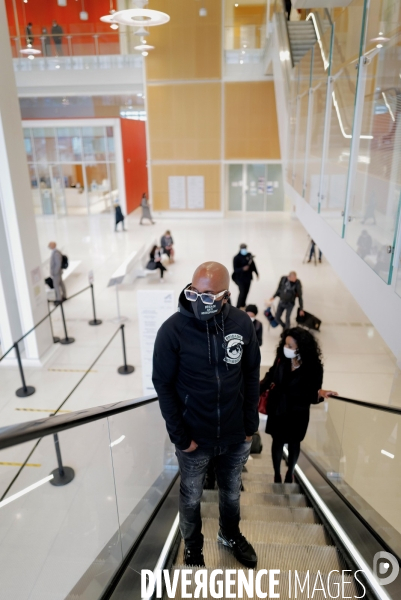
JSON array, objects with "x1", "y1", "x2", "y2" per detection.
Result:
[
  {"x1": 0, "y1": 394, "x2": 158, "y2": 451},
  {"x1": 328, "y1": 394, "x2": 401, "y2": 415}
]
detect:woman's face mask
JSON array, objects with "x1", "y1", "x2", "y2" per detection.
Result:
[{"x1": 283, "y1": 346, "x2": 297, "y2": 359}]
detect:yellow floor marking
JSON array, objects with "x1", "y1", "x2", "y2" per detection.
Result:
[
  {"x1": 48, "y1": 368, "x2": 97, "y2": 373},
  {"x1": 0, "y1": 462, "x2": 41, "y2": 467},
  {"x1": 16, "y1": 408, "x2": 71, "y2": 413}
]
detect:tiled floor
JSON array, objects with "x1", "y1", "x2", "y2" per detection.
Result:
[{"x1": 0, "y1": 209, "x2": 399, "y2": 599}]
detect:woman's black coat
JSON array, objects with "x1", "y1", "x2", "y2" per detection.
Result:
[{"x1": 261, "y1": 356, "x2": 323, "y2": 442}]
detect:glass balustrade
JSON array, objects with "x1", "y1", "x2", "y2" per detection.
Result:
[
  {"x1": 0, "y1": 401, "x2": 177, "y2": 600},
  {"x1": 304, "y1": 398, "x2": 401, "y2": 559},
  {"x1": 281, "y1": 0, "x2": 401, "y2": 285}
]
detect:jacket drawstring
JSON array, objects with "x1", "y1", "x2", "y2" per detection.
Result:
[
  {"x1": 212, "y1": 314, "x2": 229, "y2": 370},
  {"x1": 206, "y1": 320, "x2": 212, "y2": 365}
]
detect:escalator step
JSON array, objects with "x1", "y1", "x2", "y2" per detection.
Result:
[
  {"x1": 201, "y1": 503, "x2": 318, "y2": 523},
  {"x1": 165, "y1": 567, "x2": 358, "y2": 600},
  {"x1": 175, "y1": 540, "x2": 346, "y2": 572},
  {"x1": 201, "y1": 518, "x2": 330, "y2": 546},
  {"x1": 202, "y1": 490, "x2": 308, "y2": 507},
  {"x1": 242, "y1": 480, "x2": 302, "y2": 494}
]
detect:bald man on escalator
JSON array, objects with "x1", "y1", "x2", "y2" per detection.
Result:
[{"x1": 153, "y1": 262, "x2": 261, "y2": 568}]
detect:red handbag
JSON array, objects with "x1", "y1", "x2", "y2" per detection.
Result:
[
  {"x1": 258, "y1": 383, "x2": 275, "y2": 415},
  {"x1": 258, "y1": 359, "x2": 280, "y2": 415}
]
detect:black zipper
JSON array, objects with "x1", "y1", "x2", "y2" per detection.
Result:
[{"x1": 213, "y1": 334, "x2": 221, "y2": 439}]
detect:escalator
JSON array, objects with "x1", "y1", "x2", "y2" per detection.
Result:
[{"x1": 0, "y1": 395, "x2": 400, "y2": 600}]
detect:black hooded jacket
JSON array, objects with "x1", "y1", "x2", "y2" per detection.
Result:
[{"x1": 152, "y1": 288, "x2": 261, "y2": 450}]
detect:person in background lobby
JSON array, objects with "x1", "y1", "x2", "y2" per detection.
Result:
[
  {"x1": 161, "y1": 230, "x2": 175, "y2": 263},
  {"x1": 41, "y1": 27, "x2": 51, "y2": 56},
  {"x1": 147, "y1": 245, "x2": 167, "y2": 281},
  {"x1": 140, "y1": 192, "x2": 155, "y2": 225},
  {"x1": 285, "y1": 0, "x2": 292, "y2": 20},
  {"x1": 51, "y1": 20, "x2": 64, "y2": 56},
  {"x1": 232, "y1": 243, "x2": 259, "y2": 309},
  {"x1": 114, "y1": 202, "x2": 126, "y2": 231},
  {"x1": 153, "y1": 262, "x2": 260, "y2": 568},
  {"x1": 269, "y1": 271, "x2": 304, "y2": 330},
  {"x1": 308, "y1": 240, "x2": 322, "y2": 263},
  {"x1": 26, "y1": 22, "x2": 34, "y2": 45},
  {"x1": 260, "y1": 327, "x2": 337, "y2": 483},
  {"x1": 48, "y1": 241, "x2": 66, "y2": 304},
  {"x1": 246, "y1": 304, "x2": 263, "y2": 347}
]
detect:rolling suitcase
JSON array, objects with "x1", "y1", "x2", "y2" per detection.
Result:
[
  {"x1": 264, "y1": 306, "x2": 279, "y2": 327},
  {"x1": 296, "y1": 308, "x2": 321, "y2": 332}
]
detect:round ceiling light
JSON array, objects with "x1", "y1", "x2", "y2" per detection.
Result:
[
  {"x1": 134, "y1": 44, "x2": 155, "y2": 51},
  {"x1": 20, "y1": 44, "x2": 41, "y2": 56},
  {"x1": 111, "y1": 8, "x2": 170, "y2": 27}
]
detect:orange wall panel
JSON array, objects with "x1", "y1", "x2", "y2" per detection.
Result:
[
  {"x1": 151, "y1": 164, "x2": 220, "y2": 211},
  {"x1": 146, "y1": 0, "x2": 221, "y2": 81},
  {"x1": 120, "y1": 119, "x2": 148, "y2": 214},
  {"x1": 147, "y1": 83, "x2": 221, "y2": 161},
  {"x1": 224, "y1": 81, "x2": 280, "y2": 160}
]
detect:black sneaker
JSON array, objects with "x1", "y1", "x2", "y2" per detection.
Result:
[
  {"x1": 217, "y1": 530, "x2": 257, "y2": 568},
  {"x1": 184, "y1": 547, "x2": 205, "y2": 567}
]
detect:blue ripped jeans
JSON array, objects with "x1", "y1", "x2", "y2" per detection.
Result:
[{"x1": 176, "y1": 441, "x2": 252, "y2": 549}]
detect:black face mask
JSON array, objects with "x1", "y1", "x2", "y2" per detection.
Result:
[{"x1": 192, "y1": 297, "x2": 225, "y2": 321}]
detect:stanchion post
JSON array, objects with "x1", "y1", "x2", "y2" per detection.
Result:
[
  {"x1": 89, "y1": 283, "x2": 102, "y2": 326},
  {"x1": 118, "y1": 324, "x2": 134, "y2": 375},
  {"x1": 47, "y1": 300, "x2": 60, "y2": 343},
  {"x1": 50, "y1": 433, "x2": 75, "y2": 486},
  {"x1": 14, "y1": 341, "x2": 35, "y2": 398},
  {"x1": 59, "y1": 302, "x2": 75, "y2": 345}
]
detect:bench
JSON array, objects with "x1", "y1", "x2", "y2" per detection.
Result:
[{"x1": 108, "y1": 238, "x2": 163, "y2": 286}]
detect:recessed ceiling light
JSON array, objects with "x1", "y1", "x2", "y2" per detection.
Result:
[
  {"x1": 243, "y1": 44, "x2": 247, "y2": 48},
  {"x1": 55, "y1": 64, "x2": 60, "y2": 68},
  {"x1": 379, "y1": 31, "x2": 383, "y2": 35},
  {"x1": 235, "y1": 3, "x2": 239, "y2": 6},
  {"x1": 240, "y1": 60, "x2": 243, "y2": 64},
  {"x1": 241, "y1": 50, "x2": 245, "y2": 54}
]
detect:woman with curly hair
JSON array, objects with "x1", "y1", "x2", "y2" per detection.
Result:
[{"x1": 260, "y1": 327, "x2": 337, "y2": 483}]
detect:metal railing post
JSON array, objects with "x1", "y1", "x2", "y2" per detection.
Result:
[
  {"x1": 89, "y1": 283, "x2": 102, "y2": 326},
  {"x1": 118, "y1": 324, "x2": 134, "y2": 374},
  {"x1": 59, "y1": 302, "x2": 75, "y2": 345},
  {"x1": 50, "y1": 433, "x2": 75, "y2": 486},
  {"x1": 14, "y1": 342, "x2": 35, "y2": 398},
  {"x1": 47, "y1": 300, "x2": 60, "y2": 343}
]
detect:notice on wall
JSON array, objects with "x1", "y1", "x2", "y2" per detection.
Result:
[
  {"x1": 137, "y1": 290, "x2": 176, "y2": 395},
  {"x1": 168, "y1": 176, "x2": 186, "y2": 209},
  {"x1": 187, "y1": 176, "x2": 205, "y2": 210}
]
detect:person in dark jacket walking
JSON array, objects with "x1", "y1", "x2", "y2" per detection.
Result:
[
  {"x1": 232, "y1": 244, "x2": 259, "y2": 309},
  {"x1": 260, "y1": 327, "x2": 337, "y2": 483},
  {"x1": 51, "y1": 21, "x2": 64, "y2": 56},
  {"x1": 153, "y1": 262, "x2": 261, "y2": 568},
  {"x1": 114, "y1": 202, "x2": 126, "y2": 231},
  {"x1": 246, "y1": 304, "x2": 263, "y2": 347},
  {"x1": 269, "y1": 271, "x2": 304, "y2": 329}
]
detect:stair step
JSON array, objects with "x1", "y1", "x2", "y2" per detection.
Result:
[
  {"x1": 175, "y1": 540, "x2": 345, "y2": 572},
  {"x1": 201, "y1": 503, "x2": 318, "y2": 523},
  {"x1": 201, "y1": 518, "x2": 330, "y2": 546},
  {"x1": 202, "y1": 489, "x2": 307, "y2": 507},
  {"x1": 167, "y1": 567, "x2": 358, "y2": 599}
]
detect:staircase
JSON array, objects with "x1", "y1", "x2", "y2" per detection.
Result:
[
  {"x1": 169, "y1": 431, "x2": 361, "y2": 598},
  {"x1": 288, "y1": 20, "x2": 317, "y2": 65}
]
